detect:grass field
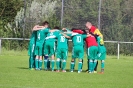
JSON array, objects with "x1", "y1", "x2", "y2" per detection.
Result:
[{"x1": 0, "y1": 50, "x2": 133, "y2": 88}]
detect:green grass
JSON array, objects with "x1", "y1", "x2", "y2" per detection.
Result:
[{"x1": 0, "y1": 51, "x2": 133, "y2": 88}]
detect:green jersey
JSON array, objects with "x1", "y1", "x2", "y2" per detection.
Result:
[
  {"x1": 36, "y1": 28, "x2": 50, "y2": 44},
  {"x1": 29, "y1": 31, "x2": 37, "y2": 44},
  {"x1": 71, "y1": 33, "x2": 87, "y2": 46},
  {"x1": 45, "y1": 31, "x2": 59, "y2": 42},
  {"x1": 28, "y1": 31, "x2": 37, "y2": 56},
  {"x1": 56, "y1": 31, "x2": 69, "y2": 49},
  {"x1": 97, "y1": 36, "x2": 106, "y2": 53}
]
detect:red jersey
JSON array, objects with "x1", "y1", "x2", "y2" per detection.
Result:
[
  {"x1": 89, "y1": 26, "x2": 96, "y2": 33},
  {"x1": 85, "y1": 35, "x2": 98, "y2": 48},
  {"x1": 72, "y1": 29, "x2": 84, "y2": 34}
]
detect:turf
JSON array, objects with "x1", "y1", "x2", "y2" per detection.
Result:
[{"x1": 0, "y1": 51, "x2": 133, "y2": 88}]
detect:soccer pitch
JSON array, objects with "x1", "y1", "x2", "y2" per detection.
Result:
[{"x1": 0, "y1": 50, "x2": 133, "y2": 88}]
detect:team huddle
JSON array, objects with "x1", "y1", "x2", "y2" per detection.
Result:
[{"x1": 28, "y1": 21, "x2": 106, "y2": 73}]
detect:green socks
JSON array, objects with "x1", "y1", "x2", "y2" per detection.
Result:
[
  {"x1": 70, "y1": 61, "x2": 74, "y2": 71},
  {"x1": 62, "y1": 60, "x2": 66, "y2": 70},
  {"x1": 101, "y1": 60, "x2": 105, "y2": 72},
  {"x1": 56, "y1": 59, "x2": 60, "y2": 70},
  {"x1": 39, "y1": 60, "x2": 42, "y2": 69},
  {"x1": 78, "y1": 61, "x2": 82, "y2": 72},
  {"x1": 93, "y1": 60, "x2": 97, "y2": 71},
  {"x1": 29, "y1": 56, "x2": 35, "y2": 69},
  {"x1": 89, "y1": 60, "x2": 93, "y2": 72}
]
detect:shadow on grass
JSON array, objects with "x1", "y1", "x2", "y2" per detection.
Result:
[
  {"x1": 17, "y1": 67, "x2": 29, "y2": 70},
  {"x1": 16, "y1": 67, "x2": 88, "y2": 72}
]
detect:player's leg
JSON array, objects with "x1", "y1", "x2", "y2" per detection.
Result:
[
  {"x1": 35, "y1": 46, "x2": 39, "y2": 70},
  {"x1": 85, "y1": 49, "x2": 89, "y2": 72},
  {"x1": 47, "y1": 58, "x2": 51, "y2": 69},
  {"x1": 94, "y1": 61, "x2": 98, "y2": 73},
  {"x1": 70, "y1": 59, "x2": 75, "y2": 72},
  {"x1": 70, "y1": 47, "x2": 76, "y2": 72},
  {"x1": 32, "y1": 55, "x2": 36, "y2": 68},
  {"x1": 101, "y1": 60, "x2": 105, "y2": 72},
  {"x1": 35, "y1": 56, "x2": 39, "y2": 70},
  {"x1": 32, "y1": 44, "x2": 36, "y2": 69},
  {"x1": 29, "y1": 55, "x2": 35, "y2": 69},
  {"x1": 88, "y1": 47, "x2": 94, "y2": 73},
  {"x1": 81, "y1": 59, "x2": 83, "y2": 71},
  {"x1": 44, "y1": 43, "x2": 49, "y2": 70},
  {"x1": 59, "y1": 59, "x2": 62, "y2": 69},
  {"x1": 56, "y1": 49, "x2": 61, "y2": 72},
  {"x1": 56, "y1": 58, "x2": 60, "y2": 72},
  {"x1": 100, "y1": 52, "x2": 106, "y2": 73},
  {"x1": 81, "y1": 49, "x2": 84, "y2": 71},
  {"x1": 72, "y1": 59, "x2": 76, "y2": 70},
  {"x1": 38, "y1": 46, "x2": 43, "y2": 70},
  {"x1": 77, "y1": 47, "x2": 84, "y2": 73},
  {"x1": 44, "y1": 55, "x2": 48, "y2": 70},
  {"x1": 92, "y1": 46, "x2": 98, "y2": 72},
  {"x1": 62, "y1": 49, "x2": 68, "y2": 72},
  {"x1": 38, "y1": 56, "x2": 43, "y2": 70},
  {"x1": 46, "y1": 43, "x2": 51, "y2": 70},
  {"x1": 78, "y1": 58, "x2": 83, "y2": 73},
  {"x1": 50, "y1": 42, "x2": 55, "y2": 71},
  {"x1": 51, "y1": 55, "x2": 55, "y2": 71},
  {"x1": 28, "y1": 43, "x2": 35, "y2": 70}
]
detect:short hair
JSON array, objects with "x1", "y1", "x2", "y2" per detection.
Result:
[
  {"x1": 53, "y1": 26, "x2": 60, "y2": 29},
  {"x1": 42, "y1": 21, "x2": 49, "y2": 26},
  {"x1": 86, "y1": 22, "x2": 92, "y2": 26}
]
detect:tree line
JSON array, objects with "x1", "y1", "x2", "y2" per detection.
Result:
[{"x1": 0, "y1": 0, "x2": 133, "y2": 55}]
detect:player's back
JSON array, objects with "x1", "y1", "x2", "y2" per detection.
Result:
[
  {"x1": 36, "y1": 28, "x2": 49, "y2": 44},
  {"x1": 45, "y1": 30, "x2": 59, "y2": 42},
  {"x1": 56, "y1": 32, "x2": 69, "y2": 49},
  {"x1": 85, "y1": 35, "x2": 98, "y2": 47},
  {"x1": 72, "y1": 34, "x2": 84, "y2": 46}
]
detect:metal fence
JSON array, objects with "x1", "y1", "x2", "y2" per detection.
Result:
[
  {"x1": 0, "y1": 38, "x2": 133, "y2": 59},
  {"x1": 0, "y1": 0, "x2": 133, "y2": 55}
]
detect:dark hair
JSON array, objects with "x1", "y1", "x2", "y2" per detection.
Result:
[
  {"x1": 82, "y1": 30, "x2": 87, "y2": 34},
  {"x1": 53, "y1": 26, "x2": 60, "y2": 29},
  {"x1": 71, "y1": 28, "x2": 82, "y2": 31},
  {"x1": 42, "y1": 21, "x2": 49, "y2": 26}
]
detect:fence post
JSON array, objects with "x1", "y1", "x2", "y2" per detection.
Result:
[
  {"x1": 98, "y1": 0, "x2": 102, "y2": 29},
  {"x1": 61, "y1": 0, "x2": 64, "y2": 27},
  {"x1": 117, "y1": 41, "x2": 120, "y2": 59},
  {"x1": 0, "y1": 39, "x2": 1, "y2": 54}
]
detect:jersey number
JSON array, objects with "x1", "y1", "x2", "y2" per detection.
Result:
[
  {"x1": 76, "y1": 36, "x2": 81, "y2": 43},
  {"x1": 60, "y1": 36, "x2": 65, "y2": 42}
]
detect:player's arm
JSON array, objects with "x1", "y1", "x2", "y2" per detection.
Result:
[
  {"x1": 49, "y1": 29, "x2": 59, "y2": 32},
  {"x1": 86, "y1": 33, "x2": 91, "y2": 37},
  {"x1": 61, "y1": 32, "x2": 71, "y2": 38},
  {"x1": 32, "y1": 25, "x2": 46, "y2": 31}
]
